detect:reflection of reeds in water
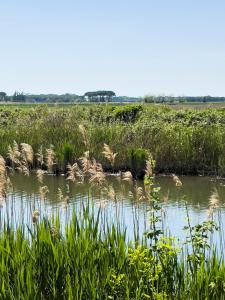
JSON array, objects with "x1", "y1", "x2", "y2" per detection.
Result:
[{"x1": 172, "y1": 174, "x2": 182, "y2": 187}]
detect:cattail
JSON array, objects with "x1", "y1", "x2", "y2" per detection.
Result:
[
  {"x1": 36, "y1": 169, "x2": 46, "y2": 184},
  {"x1": 122, "y1": 171, "x2": 133, "y2": 183},
  {"x1": 172, "y1": 174, "x2": 182, "y2": 187},
  {"x1": 20, "y1": 143, "x2": 33, "y2": 165},
  {"x1": 46, "y1": 146, "x2": 56, "y2": 173},
  {"x1": 39, "y1": 186, "x2": 49, "y2": 201},
  {"x1": 79, "y1": 124, "x2": 89, "y2": 147},
  {"x1": 102, "y1": 143, "x2": 117, "y2": 167}
]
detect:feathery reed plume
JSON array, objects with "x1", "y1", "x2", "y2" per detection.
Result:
[
  {"x1": 79, "y1": 124, "x2": 89, "y2": 147},
  {"x1": 36, "y1": 146, "x2": 44, "y2": 167},
  {"x1": 16, "y1": 161, "x2": 30, "y2": 176},
  {"x1": 209, "y1": 190, "x2": 220, "y2": 209},
  {"x1": 46, "y1": 145, "x2": 56, "y2": 173},
  {"x1": 32, "y1": 210, "x2": 40, "y2": 223},
  {"x1": 39, "y1": 186, "x2": 49, "y2": 201},
  {"x1": 67, "y1": 163, "x2": 83, "y2": 183},
  {"x1": 0, "y1": 155, "x2": 10, "y2": 200},
  {"x1": 136, "y1": 186, "x2": 145, "y2": 202},
  {"x1": 108, "y1": 185, "x2": 116, "y2": 202},
  {"x1": 89, "y1": 159, "x2": 105, "y2": 186},
  {"x1": 145, "y1": 154, "x2": 154, "y2": 178},
  {"x1": 7, "y1": 141, "x2": 21, "y2": 167},
  {"x1": 36, "y1": 169, "x2": 46, "y2": 184},
  {"x1": 20, "y1": 143, "x2": 33, "y2": 165},
  {"x1": 102, "y1": 143, "x2": 117, "y2": 167},
  {"x1": 172, "y1": 174, "x2": 182, "y2": 187},
  {"x1": 80, "y1": 151, "x2": 91, "y2": 175},
  {"x1": 122, "y1": 171, "x2": 133, "y2": 183},
  {"x1": 0, "y1": 155, "x2": 6, "y2": 179}
]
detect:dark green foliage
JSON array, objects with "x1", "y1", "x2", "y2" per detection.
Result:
[
  {"x1": 112, "y1": 104, "x2": 142, "y2": 122},
  {"x1": 127, "y1": 148, "x2": 149, "y2": 178}
]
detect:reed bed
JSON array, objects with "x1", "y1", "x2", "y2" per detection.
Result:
[{"x1": 1, "y1": 104, "x2": 225, "y2": 176}]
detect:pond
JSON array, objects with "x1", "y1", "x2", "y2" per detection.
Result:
[{"x1": 1, "y1": 173, "x2": 225, "y2": 246}]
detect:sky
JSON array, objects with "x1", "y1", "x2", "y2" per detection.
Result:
[{"x1": 0, "y1": 0, "x2": 225, "y2": 97}]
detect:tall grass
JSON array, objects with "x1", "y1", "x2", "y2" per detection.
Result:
[
  {"x1": 0, "y1": 199, "x2": 225, "y2": 299},
  {"x1": 1, "y1": 104, "x2": 225, "y2": 176}
]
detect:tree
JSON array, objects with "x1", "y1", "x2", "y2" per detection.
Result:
[
  {"x1": 13, "y1": 91, "x2": 26, "y2": 102},
  {"x1": 0, "y1": 92, "x2": 7, "y2": 101},
  {"x1": 84, "y1": 91, "x2": 116, "y2": 102}
]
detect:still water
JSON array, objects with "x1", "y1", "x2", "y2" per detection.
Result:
[{"x1": 1, "y1": 173, "x2": 225, "y2": 244}]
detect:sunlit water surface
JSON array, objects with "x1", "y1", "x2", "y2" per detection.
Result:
[{"x1": 1, "y1": 173, "x2": 225, "y2": 248}]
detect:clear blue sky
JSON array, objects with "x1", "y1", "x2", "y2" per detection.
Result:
[{"x1": 0, "y1": 0, "x2": 225, "y2": 97}]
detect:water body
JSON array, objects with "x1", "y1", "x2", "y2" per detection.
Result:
[{"x1": 1, "y1": 173, "x2": 225, "y2": 246}]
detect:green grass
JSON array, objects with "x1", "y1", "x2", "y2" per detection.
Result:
[
  {"x1": 2, "y1": 103, "x2": 225, "y2": 176},
  {"x1": 0, "y1": 201, "x2": 225, "y2": 299}
]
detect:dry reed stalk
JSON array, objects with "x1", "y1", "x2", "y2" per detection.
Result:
[
  {"x1": 145, "y1": 154, "x2": 154, "y2": 178},
  {"x1": 46, "y1": 146, "x2": 56, "y2": 173},
  {"x1": 172, "y1": 174, "x2": 182, "y2": 187},
  {"x1": 67, "y1": 163, "x2": 83, "y2": 183},
  {"x1": 0, "y1": 156, "x2": 9, "y2": 200},
  {"x1": 36, "y1": 146, "x2": 44, "y2": 167},
  {"x1": 16, "y1": 160, "x2": 30, "y2": 176},
  {"x1": 136, "y1": 186, "x2": 145, "y2": 202},
  {"x1": 209, "y1": 191, "x2": 220, "y2": 209},
  {"x1": 39, "y1": 186, "x2": 49, "y2": 201},
  {"x1": 36, "y1": 169, "x2": 46, "y2": 184},
  {"x1": 108, "y1": 185, "x2": 116, "y2": 202},
  {"x1": 80, "y1": 151, "x2": 91, "y2": 175},
  {"x1": 32, "y1": 210, "x2": 40, "y2": 223},
  {"x1": 20, "y1": 143, "x2": 33, "y2": 165},
  {"x1": 89, "y1": 159, "x2": 106, "y2": 186},
  {"x1": 122, "y1": 171, "x2": 133, "y2": 183},
  {"x1": 8, "y1": 141, "x2": 21, "y2": 167},
  {"x1": 102, "y1": 144, "x2": 117, "y2": 167},
  {"x1": 79, "y1": 124, "x2": 89, "y2": 147}
]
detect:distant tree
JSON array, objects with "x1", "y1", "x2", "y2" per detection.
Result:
[
  {"x1": 84, "y1": 91, "x2": 116, "y2": 102},
  {"x1": 142, "y1": 95, "x2": 155, "y2": 103},
  {"x1": 0, "y1": 92, "x2": 7, "y2": 101},
  {"x1": 13, "y1": 91, "x2": 26, "y2": 102}
]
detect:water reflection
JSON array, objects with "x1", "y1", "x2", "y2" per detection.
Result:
[{"x1": 2, "y1": 173, "x2": 225, "y2": 243}]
